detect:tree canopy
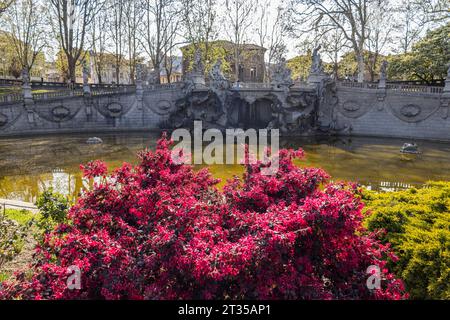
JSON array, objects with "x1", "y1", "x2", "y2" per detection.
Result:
[{"x1": 388, "y1": 23, "x2": 450, "y2": 82}]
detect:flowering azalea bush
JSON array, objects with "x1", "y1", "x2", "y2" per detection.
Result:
[{"x1": 0, "y1": 135, "x2": 407, "y2": 300}]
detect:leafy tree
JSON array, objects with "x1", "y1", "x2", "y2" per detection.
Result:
[
  {"x1": 0, "y1": 0, "x2": 13, "y2": 15},
  {"x1": 286, "y1": 54, "x2": 311, "y2": 81},
  {"x1": 338, "y1": 50, "x2": 386, "y2": 81},
  {"x1": 8, "y1": 56, "x2": 22, "y2": 79},
  {"x1": 388, "y1": 23, "x2": 450, "y2": 82},
  {"x1": 181, "y1": 41, "x2": 233, "y2": 78}
]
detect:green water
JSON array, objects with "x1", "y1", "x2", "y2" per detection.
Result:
[{"x1": 1, "y1": 131, "x2": 450, "y2": 203}]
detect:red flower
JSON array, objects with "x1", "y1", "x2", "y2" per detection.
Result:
[{"x1": 80, "y1": 160, "x2": 108, "y2": 178}]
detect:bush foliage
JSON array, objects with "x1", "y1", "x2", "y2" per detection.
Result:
[
  {"x1": 363, "y1": 182, "x2": 450, "y2": 299},
  {"x1": 35, "y1": 189, "x2": 70, "y2": 236},
  {"x1": 0, "y1": 136, "x2": 406, "y2": 300},
  {"x1": 0, "y1": 211, "x2": 31, "y2": 267}
]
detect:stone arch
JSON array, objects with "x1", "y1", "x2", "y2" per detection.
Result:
[
  {"x1": 227, "y1": 96, "x2": 249, "y2": 128},
  {"x1": 252, "y1": 97, "x2": 277, "y2": 128}
]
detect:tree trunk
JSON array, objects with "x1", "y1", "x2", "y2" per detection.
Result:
[
  {"x1": 357, "y1": 53, "x2": 364, "y2": 83},
  {"x1": 235, "y1": 45, "x2": 239, "y2": 81},
  {"x1": 68, "y1": 59, "x2": 76, "y2": 84},
  {"x1": 130, "y1": 67, "x2": 135, "y2": 85},
  {"x1": 154, "y1": 66, "x2": 161, "y2": 84},
  {"x1": 116, "y1": 64, "x2": 120, "y2": 85}
]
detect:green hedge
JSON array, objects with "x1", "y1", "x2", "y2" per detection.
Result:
[{"x1": 363, "y1": 182, "x2": 450, "y2": 299}]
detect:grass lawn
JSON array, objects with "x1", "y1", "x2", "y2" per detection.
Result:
[
  {"x1": 3, "y1": 208, "x2": 38, "y2": 226},
  {"x1": 0, "y1": 87, "x2": 63, "y2": 95},
  {"x1": 0, "y1": 209, "x2": 38, "y2": 280}
]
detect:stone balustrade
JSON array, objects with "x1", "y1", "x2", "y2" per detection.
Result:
[
  {"x1": 145, "y1": 82, "x2": 184, "y2": 91},
  {"x1": 0, "y1": 79, "x2": 446, "y2": 106},
  {"x1": 336, "y1": 80, "x2": 443, "y2": 94}
]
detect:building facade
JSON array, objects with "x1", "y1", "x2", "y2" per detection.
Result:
[{"x1": 181, "y1": 41, "x2": 267, "y2": 83}]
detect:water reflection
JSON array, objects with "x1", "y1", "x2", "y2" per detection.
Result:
[{"x1": 1, "y1": 132, "x2": 450, "y2": 202}]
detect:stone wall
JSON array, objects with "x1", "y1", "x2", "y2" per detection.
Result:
[
  {"x1": 320, "y1": 83, "x2": 450, "y2": 141},
  {"x1": 1, "y1": 80, "x2": 449, "y2": 142},
  {"x1": 0, "y1": 87, "x2": 184, "y2": 136}
]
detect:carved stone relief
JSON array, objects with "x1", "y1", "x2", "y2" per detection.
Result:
[
  {"x1": 386, "y1": 96, "x2": 441, "y2": 123},
  {"x1": 0, "y1": 113, "x2": 8, "y2": 127},
  {"x1": 337, "y1": 97, "x2": 374, "y2": 118},
  {"x1": 400, "y1": 104, "x2": 421, "y2": 118},
  {"x1": 33, "y1": 102, "x2": 82, "y2": 123},
  {"x1": 94, "y1": 96, "x2": 135, "y2": 119}
]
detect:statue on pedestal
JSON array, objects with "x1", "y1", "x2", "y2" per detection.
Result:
[
  {"x1": 82, "y1": 62, "x2": 90, "y2": 84},
  {"x1": 82, "y1": 61, "x2": 91, "y2": 95},
  {"x1": 310, "y1": 45, "x2": 324, "y2": 74},
  {"x1": 209, "y1": 59, "x2": 229, "y2": 90},
  {"x1": 21, "y1": 68, "x2": 33, "y2": 101},
  {"x1": 135, "y1": 64, "x2": 142, "y2": 82},
  {"x1": 307, "y1": 45, "x2": 330, "y2": 84},
  {"x1": 378, "y1": 60, "x2": 388, "y2": 89},
  {"x1": 21, "y1": 68, "x2": 30, "y2": 85},
  {"x1": 271, "y1": 58, "x2": 293, "y2": 90},
  {"x1": 192, "y1": 49, "x2": 204, "y2": 74},
  {"x1": 184, "y1": 48, "x2": 206, "y2": 92}
]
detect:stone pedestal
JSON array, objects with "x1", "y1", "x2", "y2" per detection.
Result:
[
  {"x1": 136, "y1": 80, "x2": 143, "y2": 99},
  {"x1": 83, "y1": 83, "x2": 91, "y2": 96},
  {"x1": 189, "y1": 72, "x2": 206, "y2": 89},
  {"x1": 307, "y1": 72, "x2": 328, "y2": 85},
  {"x1": 22, "y1": 81, "x2": 33, "y2": 105},
  {"x1": 443, "y1": 78, "x2": 450, "y2": 99}
]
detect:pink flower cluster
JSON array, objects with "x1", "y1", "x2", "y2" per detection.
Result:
[{"x1": 0, "y1": 135, "x2": 407, "y2": 300}]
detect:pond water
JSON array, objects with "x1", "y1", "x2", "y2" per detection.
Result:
[{"x1": 1, "y1": 131, "x2": 450, "y2": 203}]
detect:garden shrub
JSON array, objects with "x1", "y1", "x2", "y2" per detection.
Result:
[
  {"x1": 0, "y1": 136, "x2": 406, "y2": 300},
  {"x1": 35, "y1": 188, "x2": 70, "y2": 236},
  {"x1": 363, "y1": 182, "x2": 450, "y2": 299}
]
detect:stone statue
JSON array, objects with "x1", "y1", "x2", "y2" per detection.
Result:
[
  {"x1": 21, "y1": 68, "x2": 33, "y2": 102},
  {"x1": 21, "y1": 68, "x2": 30, "y2": 85},
  {"x1": 136, "y1": 64, "x2": 143, "y2": 81},
  {"x1": 310, "y1": 45, "x2": 323, "y2": 74},
  {"x1": 378, "y1": 60, "x2": 388, "y2": 89},
  {"x1": 209, "y1": 59, "x2": 229, "y2": 93},
  {"x1": 183, "y1": 48, "x2": 206, "y2": 90},
  {"x1": 192, "y1": 49, "x2": 204, "y2": 74},
  {"x1": 209, "y1": 59, "x2": 226, "y2": 82},
  {"x1": 271, "y1": 57, "x2": 293, "y2": 89},
  {"x1": 380, "y1": 60, "x2": 388, "y2": 81},
  {"x1": 82, "y1": 61, "x2": 90, "y2": 85}
]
